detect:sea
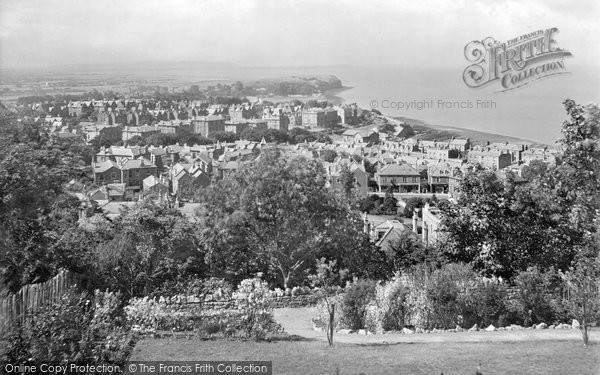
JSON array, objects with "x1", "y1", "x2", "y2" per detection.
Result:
[
  {"x1": 158, "y1": 64, "x2": 598, "y2": 145},
  {"x1": 15, "y1": 62, "x2": 600, "y2": 145}
]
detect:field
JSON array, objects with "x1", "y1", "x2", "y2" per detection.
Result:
[
  {"x1": 131, "y1": 337, "x2": 600, "y2": 375},
  {"x1": 130, "y1": 308, "x2": 600, "y2": 374}
]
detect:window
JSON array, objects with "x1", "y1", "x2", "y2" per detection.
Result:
[{"x1": 111, "y1": 172, "x2": 116, "y2": 180}]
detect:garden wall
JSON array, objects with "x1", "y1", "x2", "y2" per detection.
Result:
[{"x1": 153, "y1": 290, "x2": 338, "y2": 311}]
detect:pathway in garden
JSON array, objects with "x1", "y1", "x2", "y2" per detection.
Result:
[{"x1": 273, "y1": 307, "x2": 596, "y2": 345}]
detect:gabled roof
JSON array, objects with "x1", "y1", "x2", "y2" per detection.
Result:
[
  {"x1": 119, "y1": 157, "x2": 156, "y2": 170},
  {"x1": 93, "y1": 160, "x2": 118, "y2": 173},
  {"x1": 378, "y1": 163, "x2": 419, "y2": 176}
]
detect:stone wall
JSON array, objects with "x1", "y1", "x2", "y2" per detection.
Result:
[{"x1": 154, "y1": 290, "x2": 337, "y2": 311}]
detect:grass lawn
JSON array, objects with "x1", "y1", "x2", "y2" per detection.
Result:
[{"x1": 131, "y1": 336, "x2": 600, "y2": 375}]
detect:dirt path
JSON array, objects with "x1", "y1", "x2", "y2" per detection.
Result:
[{"x1": 273, "y1": 307, "x2": 596, "y2": 345}]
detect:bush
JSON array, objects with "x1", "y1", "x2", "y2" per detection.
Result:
[
  {"x1": 509, "y1": 267, "x2": 563, "y2": 326},
  {"x1": 2, "y1": 289, "x2": 134, "y2": 365},
  {"x1": 341, "y1": 280, "x2": 377, "y2": 330},
  {"x1": 368, "y1": 277, "x2": 409, "y2": 332},
  {"x1": 458, "y1": 278, "x2": 508, "y2": 328},
  {"x1": 402, "y1": 263, "x2": 509, "y2": 329},
  {"x1": 234, "y1": 277, "x2": 282, "y2": 341}
]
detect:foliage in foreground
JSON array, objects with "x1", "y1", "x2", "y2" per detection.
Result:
[{"x1": 1, "y1": 289, "x2": 135, "y2": 364}]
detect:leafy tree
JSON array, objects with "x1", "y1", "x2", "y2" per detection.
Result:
[
  {"x1": 210, "y1": 131, "x2": 238, "y2": 143},
  {"x1": 92, "y1": 201, "x2": 205, "y2": 298},
  {"x1": 320, "y1": 149, "x2": 337, "y2": 163},
  {"x1": 560, "y1": 250, "x2": 600, "y2": 346},
  {"x1": 438, "y1": 166, "x2": 577, "y2": 277},
  {"x1": 337, "y1": 164, "x2": 355, "y2": 199},
  {"x1": 196, "y1": 152, "x2": 386, "y2": 288},
  {"x1": 385, "y1": 231, "x2": 440, "y2": 271},
  {"x1": 403, "y1": 197, "x2": 427, "y2": 218},
  {"x1": 125, "y1": 135, "x2": 146, "y2": 146}
]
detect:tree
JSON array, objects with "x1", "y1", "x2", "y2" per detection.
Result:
[
  {"x1": 380, "y1": 187, "x2": 397, "y2": 214},
  {"x1": 210, "y1": 131, "x2": 238, "y2": 143},
  {"x1": 560, "y1": 254, "x2": 600, "y2": 346},
  {"x1": 337, "y1": 164, "x2": 355, "y2": 199},
  {"x1": 438, "y1": 166, "x2": 577, "y2": 277},
  {"x1": 92, "y1": 201, "x2": 205, "y2": 298},
  {"x1": 385, "y1": 231, "x2": 435, "y2": 271},
  {"x1": 320, "y1": 149, "x2": 337, "y2": 163},
  {"x1": 403, "y1": 197, "x2": 427, "y2": 218},
  {"x1": 196, "y1": 152, "x2": 385, "y2": 288}
]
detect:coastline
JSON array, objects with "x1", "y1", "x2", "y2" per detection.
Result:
[
  {"x1": 329, "y1": 86, "x2": 545, "y2": 146},
  {"x1": 323, "y1": 86, "x2": 352, "y2": 106}
]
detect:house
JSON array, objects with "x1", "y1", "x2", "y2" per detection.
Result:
[
  {"x1": 224, "y1": 121, "x2": 250, "y2": 135},
  {"x1": 342, "y1": 129, "x2": 380, "y2": 144},
  {"x1": 334, "y1": 105, "x2": 358, "y2": 125},
  {"x1": 421, "y1": 203, "x2": 441, "y2": 245},
  {"x1": 426, "y1": 147, "x2": 459, "y2": 161},
  {"x1": 118, "y1": 158, "x2": 158, "y2": 189},
  {"x1": 170, "y1": 163, "x2": 211, "y2": 199},
  {"x1": 265, "y1": 114, "x2": 290, "y2": 132},
  {"x1": 301, "y1": 108, "x2": 338, "y2": 129},
  {"x1": 229, "y1": 104, "x2": 253, "y2": 122},
  {"x1": 366, "y1": 218, "x2": 409, "y2": 253},
  {"x1": 329, "y1": 162, "x2": 370, "y2": 195},
  {"x1": 92, "y1": 157, "x2": 157, "y2": 195},
  {"x1": 143, "y1": 175, "x2": 169, "y2": 197},
  {"x1": 488, "y1": 142, "x2": 525, "y2": 163},
  {"x1": 82, "y1": 124, "x2": 122, "y2": 144},
  {"x1": 247, "y1": 119, "x2": 269, "y2": 130},
  {"x1": 428, "y1": 164, "x2": 452, "y2": 193},
  {"x1": 95, "y1": 146, "x2": 147, "y2": 162},
  {"x1": 521, "y1": 147, "x2": 559, "y2": 165},
  {"x1": 467, "y1": 149, "x2": 512, "y2": 170},
  {"x1": 191, "y1": 115, "x2": 225, "y2": 137},
  {"x1": 449, "y1": 138, "x2": 471, "y2": 152},
  {"x1": 92, "y1": 160, "x2": 120, "y2": 185},
  {"x1": 122, "y1": 125, "x2": 161, "y2": 142},
  {"x1": 89, "y1": 183, "x2": 126, "y2": 202},
  {"x1": 375, "y1": 163, "x2": 421, "y2": 192}
]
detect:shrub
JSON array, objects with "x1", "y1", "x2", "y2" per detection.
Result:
[
  {"x1": 1, "y1": 288, "x2": 134, "y2": 365},
  {"x1": 340, "y1": 279, "x2": 377, "y2": 330},
  {"x1": 369, "y1": 277, "x2": 409, "y2": 332},
  {"x1": 509, "y1": 267, "x2": 562, "y2": 326},
  {"x1": 234, "y1": 277, "x2": 282, "y2": 341},
  {"x1": 458, "y1": 277, "x2": 508, "y2": 328}
]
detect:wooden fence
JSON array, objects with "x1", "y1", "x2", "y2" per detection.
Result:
[{"x1": 0, "y1": 269, "x2": 83, "y2": 335}]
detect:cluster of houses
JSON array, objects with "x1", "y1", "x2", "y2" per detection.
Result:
[{"x1": 26, "y1": 98, "x2": 362, "y2": 142}]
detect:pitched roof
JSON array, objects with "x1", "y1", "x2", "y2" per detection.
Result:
[
  {"x1": 93, "y1": 160, "x2": 118, "y2": 173},
  {"x1": 378, "y1": 163, "x2": 420, "y2": 176},
  {"x1": 119, "y1": 157, "x2": 156, "y2": 170}
]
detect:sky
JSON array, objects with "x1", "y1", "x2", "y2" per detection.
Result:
[{"x1": 0, "y1": 0, "x2": 599, "y2": 70}]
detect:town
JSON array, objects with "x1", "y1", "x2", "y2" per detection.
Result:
[{"x1": 3, "y1": 91, "x2": 560, "y2": 246}]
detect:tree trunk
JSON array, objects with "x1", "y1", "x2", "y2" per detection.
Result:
[
  {"x1": 282, "y1": 270, "x2": 290, "y2": 290},
  {"x1": 582, "y1": 309, "x2": 589, "y2": 346},
  {"x1": 582, "y1": 304, "x2": 589, "y2": 346},
  {"x1": 327, "y1": 303, "x2": 335, "y2": 347}
]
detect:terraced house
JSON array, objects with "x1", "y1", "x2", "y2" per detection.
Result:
[
  {"x1": 375, "y1": 163, "x2": 421, "y2": 192},
  {"x1": 92, "y1": 158, "x2": 158, "y2": 197}
]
